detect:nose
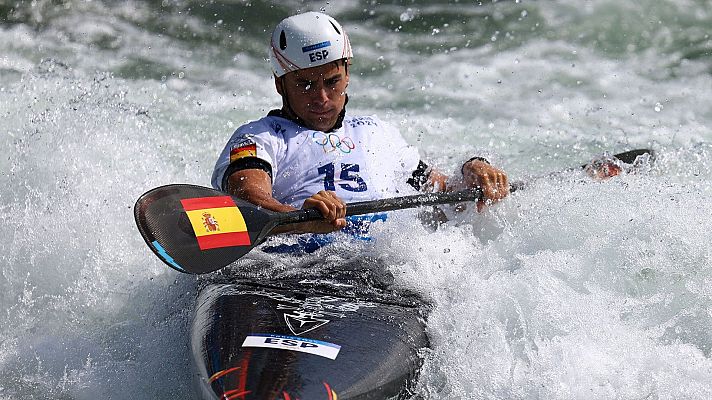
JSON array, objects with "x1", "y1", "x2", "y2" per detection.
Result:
[{"x1": 311, "y1": 84, "x2": 330, "y2": 104}]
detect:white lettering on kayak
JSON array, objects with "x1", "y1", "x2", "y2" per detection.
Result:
[{"x1": 242, "y1": 334, "x2": 341, "y2": 360}]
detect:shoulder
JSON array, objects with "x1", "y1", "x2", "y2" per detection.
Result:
[{"x1": 234, "y1": 115, "x2": 292, "y2": 138}]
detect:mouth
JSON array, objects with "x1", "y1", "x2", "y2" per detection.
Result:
[{"x1": 309, "y1": 108, "x2": 334, "y2": 117}]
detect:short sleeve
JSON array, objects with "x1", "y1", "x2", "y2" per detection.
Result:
[{"x1": 211, "y1": 120, "x2": 282, "y2": 191}]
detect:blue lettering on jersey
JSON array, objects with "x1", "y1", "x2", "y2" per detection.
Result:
[
  {"x1": 271, "y1": 123, "x2": 286, "y2": 135},
  {"x1": 348, "y1": 117, "x2": 377, "y2": 128},
  {"x1": 317, "y1": 162, "x2": 368, "y2": 192}
]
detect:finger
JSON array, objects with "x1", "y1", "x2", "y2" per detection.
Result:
[
  {"x1": 335, "y1": 201, "x2": 346, "y2": 219},
  {"x1": 489, "y1": 172, "x2": 509, "y2": 199},
  {"x1": 314, "y1": 200, "x2": 333, "y2": 220},
  {"x1": 477, "y1": 173, "x2": 492, "y2": 188},
  {"x1": 323, "y1": 191, "x2": 346, "y2": 219},
  {"x1": 484, "y1": 185, "x2": 499, "y2": 202},
  {"x1": 500, "y1": 173, "x2": 509, "y2": 189},
  {"x1": 337, "y1": 197, "x2": 346, "y2": 218},
  {"x1": 319, "y1": 195, "x2": 337, "y2": 220},
  {"x1": 491, "y1": 175, "x2": 505, "y2": 198},
  {"x1": 486, "y1": 178, "x2": 506, "y2": 202},
  {"x1": 312, "y1": 192, "x2": 338, "y2": 220},
  {"x1": 334, "y1": 217, "x2": 347, "y2": 228},
  {"x1": 475, "y1": 174, "x2": 494, "y2": 199},
  {"x1": 306, "y1": 197, "x2": 338, "y2": 222}
]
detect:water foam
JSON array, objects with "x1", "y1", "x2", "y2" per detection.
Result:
[
  {"x1": 378, "y1": 166, "x2": 712, "y2": 399},
  {"x1": 1, "y1": 1, "x2": 712, "y2": 398}
]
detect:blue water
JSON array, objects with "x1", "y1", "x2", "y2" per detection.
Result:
[{"x1": 1, "y1": 1, "x2": 711, "y2": 399}]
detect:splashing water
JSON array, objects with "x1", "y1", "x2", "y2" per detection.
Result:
[{"x1": 2, "y1": 1, "x2": 712, "y2": 399}]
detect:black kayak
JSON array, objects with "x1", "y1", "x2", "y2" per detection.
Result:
[{"x1": 191, "y1": 257, "x2": 429, "y2": 400}]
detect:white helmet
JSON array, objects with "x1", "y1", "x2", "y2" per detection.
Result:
[{"x1": 269, "y1": 12, "x2": 352, "y2": 78}]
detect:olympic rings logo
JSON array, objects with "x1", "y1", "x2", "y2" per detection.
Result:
[{"x1": 312, "y1": 132, "x2": 356, "y2": 154}]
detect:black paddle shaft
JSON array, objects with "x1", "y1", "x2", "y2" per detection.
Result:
[
  {"x1": 274, "y1": 188, "x2": 484, "y2": 225},
  {"x1": 271, "y1": 148, "x2": 654, "y2": 226}
]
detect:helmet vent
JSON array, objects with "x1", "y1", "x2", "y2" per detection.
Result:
[
  {"x1": 279, "y1": 31, "x2": 287, "y2": 50},
  {"x1": 329, "y1": 20, "x2": 341, "y2": 35}
]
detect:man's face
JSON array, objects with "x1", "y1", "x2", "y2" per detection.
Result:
[{"x1": 277, "y1": 62, "x2": 349, "y2": 132}]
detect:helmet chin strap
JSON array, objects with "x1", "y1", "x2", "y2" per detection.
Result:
[{"x1": 279, "y1": 75, "x2": 348, "y2": 133}]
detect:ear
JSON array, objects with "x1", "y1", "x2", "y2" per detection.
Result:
[
  {"x1": 343, "y1": 60, "x2": 350, "y2": 87},
  {"x1": 274, "y1": 75, "x2": 284, "y2": 96}
]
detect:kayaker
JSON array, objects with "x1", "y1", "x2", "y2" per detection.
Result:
[{"x1": 211, "y1": 11, "x2": 509, "y2": 235}]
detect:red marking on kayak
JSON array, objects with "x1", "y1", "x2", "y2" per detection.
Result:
[
  {"x1": 323, "y1": 381, "x2": 337, "y2": 400},
  {"x1": 223, "y1": 389, "x2": 250, "y2": 400},
  {"x1": 282, "y1": 392, "x2": 291, "y2": 400},
  {"x1": 235, "y1": 351, "x2": 251, "y2": 399},
  {"x1": 208, "y1": 366, "x2": 241, "y2": 383}
]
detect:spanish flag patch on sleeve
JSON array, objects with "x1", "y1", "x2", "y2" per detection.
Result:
[
  {"x1": 180, "y1": 196, "x2": 251, "y2": 250},
  {"x1": 230, "y1": 140, "x2": 257, "y2": 163}
]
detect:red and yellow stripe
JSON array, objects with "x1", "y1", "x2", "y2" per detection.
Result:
[
  {"x1": 181, "y1": 196, "x2": 250, "y2": 250},
  {"x1": 208, "y1": 366, "x2": 241, "y2": 383},
  {"x1": 222, "y1": 389, "x2": 251, "y2": 400},
  {"x1": 323, "y1": 382, "x2": 338, "y2": 400},
  {"x1": 230, "y1": 143, "x2": 257, "y2": 163}
]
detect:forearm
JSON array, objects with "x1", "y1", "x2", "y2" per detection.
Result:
[
  {"x1": 226, "y1": 171, "x2": 307, "y2": 233},
  {"x1": 231, "y1": 186, "x2": 313, "y2": 234},
  {"x1": 229, "y1": 183, "x2": 296, "y2": 213},
  {"x1": 227, "y1": 172, "x2": 341, "y2": 235}
]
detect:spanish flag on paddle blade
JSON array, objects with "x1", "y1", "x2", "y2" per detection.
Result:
[{"x1": 180, "y1": 196, "x2": 251, "y2": 250}]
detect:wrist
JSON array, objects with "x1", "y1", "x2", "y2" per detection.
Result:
[{"x1": 461, "y1": 156, "x2": 490, "y2": 175}]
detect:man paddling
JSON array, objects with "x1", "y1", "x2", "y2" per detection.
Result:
[{"x1": 211, "y1": 12, "x2": 509, "y2": 235}]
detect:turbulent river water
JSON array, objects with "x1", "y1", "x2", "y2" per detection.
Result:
[{"x1": 1, "y1": 1, "x2": 712, "y2": 399}]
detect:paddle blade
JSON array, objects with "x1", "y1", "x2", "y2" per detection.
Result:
[
  {"x1": 611, "y1": 148, "x2": 655, "y2": 164},
  {"x1": 134, "y1": 184, "x2": 277, "y2": 274}
]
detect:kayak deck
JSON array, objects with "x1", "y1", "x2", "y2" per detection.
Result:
[{"x1": 191, "y1": 279, "x2": 429, "y2": 400}]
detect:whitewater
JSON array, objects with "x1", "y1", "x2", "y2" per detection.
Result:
[{"x1": 1, "y1": 1, "x2": 711, "y2": 399}]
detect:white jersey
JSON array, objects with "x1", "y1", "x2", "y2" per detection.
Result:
[{"x1": 212, "y1": 114, "x2": 421, "y2": 208}]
